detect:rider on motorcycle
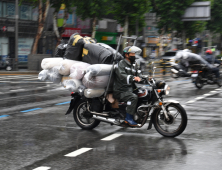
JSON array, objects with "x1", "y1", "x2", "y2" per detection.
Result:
[
  {"x1": 175, "y1": 49, "x2": 220, "y2": 81},
  {"x1": 204, "y1": 49, "x2": 221, "y2": 65},
  {"x1": 113, "y1": 46, "x2": 142, "y2": 126}
]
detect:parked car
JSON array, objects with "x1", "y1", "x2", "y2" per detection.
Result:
[{"x1": 160, "y1": 51, "x2": 179, "y2": 66}]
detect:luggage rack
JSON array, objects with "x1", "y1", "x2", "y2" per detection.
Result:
[{"x1": 103, "y1": 35, "x2": 138, "y2": 104}]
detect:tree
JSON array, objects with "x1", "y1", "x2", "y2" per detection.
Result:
[
  {"x1": 151, "y1": 0, "x2": 207, "y2": 49},
  {"x1": 22, "y1": 0, "x2": 75, "y2": 54},
  {"x1": 206, "y1": 0, "x2": 222, "y2": 47},
  {"x1": 110, "y1": 0, "x2": 150, "y2": 48},
  {"x1": 74, "y1": 0, "x2": 109, "y2": 38}
]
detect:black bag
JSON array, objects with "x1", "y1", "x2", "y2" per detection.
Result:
[
  {"x1": 63, "y1": 33, "x2": 85, "y2": 61},
  {"x1": 55, "y1": 44, "x2": 67, "y2": 57},
  {"x1": 82, "y1": 43, "x2": 113, "y2": 64},
  {"x1": 64, "y1": 33, "x2": 96, "y2": 61},
  {"x1": 97, "y1": 43, "x2": 124, "y2": 61}
]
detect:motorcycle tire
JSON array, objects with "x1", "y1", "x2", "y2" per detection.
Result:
[
  {"x1": 152, "y1": 103, "x2": 187, "y2": 138},
  {"x1": 195, "y1": 76, "x2": 204, "y2": 89},
  {"x1": 73, "y1": 99, "x2": 100, "y2": 130}
]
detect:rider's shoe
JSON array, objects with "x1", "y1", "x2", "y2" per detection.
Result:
[{"x1": 125, "y1": 113, "x2": 138, "y2": 126}]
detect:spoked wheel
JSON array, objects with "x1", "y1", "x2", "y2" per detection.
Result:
[
  {"x1": 73, "y1": 100, "x2": 100, "y2": 130},
  {"x1": 195, "y1": 76, "x2": 204, "y2": 89},
  {"x1": 153, "y1": 103, "x2": 187, "y2": 137}
]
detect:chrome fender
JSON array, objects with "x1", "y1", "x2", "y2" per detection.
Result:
[{"x1": 163, "y1": 100, "x2": 179, "y2": 107}]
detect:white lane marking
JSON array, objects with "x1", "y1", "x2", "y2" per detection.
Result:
[
  {"x1": 186, "y1": 100, "x2": 196, "y2": 104},
  {"x1": 65, "y1": 148, "x2": 92, "y2": 157},
  {"x1": 216, "y1": 88, "x2": 221, "y2": 91},
  {"x1": 195, "y1": 97, "x2": 205, "y2": 100},
  {"x1": 10, "y1": 89, "x2": 25, "y2": 92},
  {"x1": 101, "y1": 134, "x2": 123, "y2": 141},
  {"x1": 203, "y1": 93, "x2": 211, "y2": 96},
  {"x1": 33, "y1": 166, "x2": 51, "y2": 170},
  {"x1": 210, "y1": 91, "x2": 217, "y2": 93}
]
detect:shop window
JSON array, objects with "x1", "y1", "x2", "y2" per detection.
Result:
[
  {"x1": 20, "y1": 5, "x2": 31, "y2": 20},
  {"x1": 3, "y1": 3, "x2": 15, "y2": 18}
]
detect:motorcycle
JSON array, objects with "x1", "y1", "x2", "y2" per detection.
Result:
[
  {"x1": 190, "y1": 64, "x2": 222, "y2": 89},
  {"x1": 66, "y1": 35, "x2": 188, "y2": 138}
]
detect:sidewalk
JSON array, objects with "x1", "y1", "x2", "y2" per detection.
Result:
[{"x1": 0, "y1": 69, "x2": 39, "y2": 75}]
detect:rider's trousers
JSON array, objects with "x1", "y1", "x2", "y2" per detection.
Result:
[{"x1": 115, "y1": 92, "x2": 138, "y2": 116}]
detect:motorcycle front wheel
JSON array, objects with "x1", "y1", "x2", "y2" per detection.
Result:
[
  {"x1": 73, "y1": 99, "x2": 100, "y2": 130},
  {"x1": 153, "y1": 103, "x2": 187, "y2": 137}
]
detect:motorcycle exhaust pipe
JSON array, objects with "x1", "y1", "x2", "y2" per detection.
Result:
[
  {"x1": 171, "y1": 68, "x2": 179, "y2": 73},
  {"x1": 93, "y1": 115, "x2": 120, "y2": 125}
]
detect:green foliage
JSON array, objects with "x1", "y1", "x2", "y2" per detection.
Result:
[
  {"x1": 110, "y1": 0, "x2": 150, "y2": 28},
  {"x1": 74, "y1": 0, "x2": 109, "y2": 20},
  {"x1": 151, "y1": 0, "x2": 194, "y2": 33},
  {"x1": 21, "y1": 0, "x2": 75, "y2": 13},
  {"x1": 207, "y1": 0, "x2": 222, "y2": 34}
]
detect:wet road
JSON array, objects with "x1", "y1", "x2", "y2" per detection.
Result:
[{"x1": 0, "y1": 75, "x2": 222, "y2": 170}]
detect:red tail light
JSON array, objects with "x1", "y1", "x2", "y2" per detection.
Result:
[{"x1": 70, "y1": 92, "x2": 75, "y2": 96}]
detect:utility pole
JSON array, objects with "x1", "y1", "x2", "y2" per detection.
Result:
[{"x1": 15, "y1": 0, "x2": 18, "y2": 70}]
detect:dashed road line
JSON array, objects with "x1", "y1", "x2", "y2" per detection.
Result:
[
  {"x1": 101, "y1": 133, "x2": 123, "y2": 141},
  {"x1": 20, "y1": 108, "x2": 42, "y2": 113},
  {"x1": 0, "y1": 115, "x2": 9, "y2": 118},
  {"x1": 55, "y1": 101, "x2": 70, "y2": 105},
  {"x1": 186, "y1": 88, "x2": 221, "y2": 104},
  {"x1": 65, "y1": 148, "x2": 93, "y2": 157},
  {"x1": 33, "y1": 166, "x2": 51, "y2": 170}
]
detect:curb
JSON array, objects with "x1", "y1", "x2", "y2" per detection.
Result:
[{"x1": 0, "y1": 71, "x2": 39, "y2": 75}]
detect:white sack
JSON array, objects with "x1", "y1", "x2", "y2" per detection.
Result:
[
  {"x1": 61, "y1": 76, "x2": 82, "y2": 92},
  {"x1": 70, "y1": 62, "x2": 91, "y2": 79},
  {"x1": 86, "y1": 64, "x2": 112, "y2": 78},
  {"x1": 47, "y1": 66, "x2": 62, "y2": 83},
  {"x1": 41, "y1": 57, "x2": 63, "y2": 70},
  {"x1": 82, "y1": 72, "x2": 110, "y2": 89},
  {"x1": 84, "y1": 89, "x2": 105, "y2": 98},
  {"x1": 58, "y1": 59, "x2": 80, "y2": 76},
  {"x1": 38, "y1": 70, "x2": 49, "y2": 81}
]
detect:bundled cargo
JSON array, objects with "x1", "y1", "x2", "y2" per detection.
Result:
[
  {"x1": 55, "y1": 44, "x2": 67, "y2": 57},
  {"x1": 64, "y1": 33, "x2": 96, "y2": 61},
  {"x1": 70, "y1": 62, "x2": 91, "y2": 79},
  {"x1": 82, "y1": 43, "x2": 113, "y2": 64},
  {"x1": 84, "y1": 89, "x2": 105, "y2": 98},
  {"x1": 86, "y1": 64, "x2": 112, "y2": 79},
  {"x1": 97, "y1": 43, "x2": 123, "y2": 61},
  {"x1": 41, "y1": 57, "x2": 63, "y2": 70},
  {"x1": 61, "y1": 76, "x2": 82, "y2": 92},
  {"x1": 58, "y1": 59, "x2": 80, "y2": 76},
  {"x1": 38, "y1": 70, "x2": 49, "y2": 81},
  {"x1": 82, "y1": 72, "x2": 110, "y2": 89},
  {"x1": 47, "y1": 66, "x2": 62, "y2": 84}
]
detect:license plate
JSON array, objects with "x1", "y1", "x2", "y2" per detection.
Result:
[{"x1": 191, "y1": 74, "x2": 198, "y2": 77}]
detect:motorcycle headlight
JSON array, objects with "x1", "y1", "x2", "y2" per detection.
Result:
[{"x1": 164, "y1": 85, "x2": 170, "y2": 95}]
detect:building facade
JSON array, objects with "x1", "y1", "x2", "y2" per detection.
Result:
[{"x1": 0, "y1": 0, "x2": 38, "y2": 66}]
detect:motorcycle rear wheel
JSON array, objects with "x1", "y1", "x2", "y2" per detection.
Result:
[
  {"x1": 195, "y1": 76, "x2": 204, "y2": 89},
  {"x1": 73, "y1": 100, "x2": 100, "y2": 130},
  {"x1": 153, "y1": 103, "x2": 187, "y2": 137}
]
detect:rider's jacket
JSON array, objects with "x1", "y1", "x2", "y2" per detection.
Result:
[{"x1": 113, "y1": 59, "x2": 140, "y2": 97}]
